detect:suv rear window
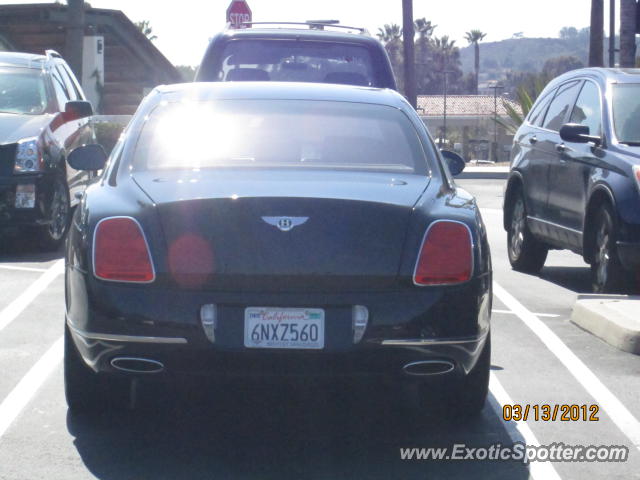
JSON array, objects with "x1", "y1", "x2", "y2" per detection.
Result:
[{"x1": 215, "y1": 40, "x2": 375, "y2": 86}]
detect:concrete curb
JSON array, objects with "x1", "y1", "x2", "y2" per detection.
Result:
[
  {"x1": 571, "y1": 295, "x2": 640, "y2": 355},
  {"x1": 458, "y1": 167, "x2": 509, "y2": 180}
]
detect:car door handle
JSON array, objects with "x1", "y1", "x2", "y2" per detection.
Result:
[
  {"x1": 529, "y1": 136, "x2": 538, "y2": 144},
  {"x1": 556, "y1": 143, "x2": 566, "y2": 152}
]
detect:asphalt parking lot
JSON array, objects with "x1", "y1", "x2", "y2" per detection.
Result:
[{"x1": 0, "y1": 178, "x2": 638, "y2": 480}]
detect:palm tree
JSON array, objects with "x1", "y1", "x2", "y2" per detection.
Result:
[
  {"x1": 377, "y1": 24, "x2": 404, "y2": 90},
  {"x1": 464, "y1": 30, "x2": 487, "y2": 95},
  {"x1": 589, "y1": 0, "x2": 604, "y2": 66},
  {"x1": 376, "y1": 24, "x2": 402, "y2": 44},
  {"x1": 620, "y1": 0, "x2": 637, "y2": 67},
  {"x1": 135, "y1": 20, "x2": 157, "y2": 41},
  {"x1": 414, "y1": 18, "x2": 436, "y2": 94},
  {"x1": 432, "y1": 36, "x2": 459, "y2": 72}
]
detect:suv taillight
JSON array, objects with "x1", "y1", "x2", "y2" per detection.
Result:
[
  {"x1": 413, "y1": 220, "x2": 473, "y2": 286},
  {"x1": 634, "y1": 165, "x2": 640, "y2": 192},
  {"x1": 94, "y1": 217, "x2": 155, "y2": 283}
]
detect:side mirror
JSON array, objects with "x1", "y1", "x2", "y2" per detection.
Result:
[
  {"x1": 63, "y1": 101, "x2": 93, "y2": 122},
  {"x1": 559, "y1": 123, "x2": 601, "y2": 145},
  {"x1": 441, "y1": 150, "x2": 466, "y2": 176},
  {"x1": 68, "y1": 144, "x2": 107, "y2": 171}
]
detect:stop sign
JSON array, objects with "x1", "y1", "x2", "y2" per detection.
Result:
[{"x1": 227, "y1": 0, "x2": 252, "y2": 29}]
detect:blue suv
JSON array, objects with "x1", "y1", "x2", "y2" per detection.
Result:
[{"x1": 504, "y1": 68, "x2": 640, "y2": 293}]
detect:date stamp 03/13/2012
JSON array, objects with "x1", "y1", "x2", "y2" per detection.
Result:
[{"x1": 502, "y1": 404, "x2": 600, "y2": 422}]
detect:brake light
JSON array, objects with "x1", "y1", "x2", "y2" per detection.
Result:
[
  {"x1": 634, "y1": 165, "x2": 640, "y2": 191},
  {"x1": 94, "y1": 217, "x2": 155, "y2": 282},
  {"x1": 413, "y1": 220, "x2": 473, "y2": 286}
]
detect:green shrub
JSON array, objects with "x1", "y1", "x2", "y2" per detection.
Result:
[{"x1": 94, "y1": 122, "x2": 124, "y2": 155}]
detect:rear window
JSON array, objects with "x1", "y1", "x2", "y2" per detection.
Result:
[
  {"x1": 215, "y1": 40, "x2": 376, "y2": 86},
  {"x1": 132, "y1": 100, "x2": 429, "y2": 174}
]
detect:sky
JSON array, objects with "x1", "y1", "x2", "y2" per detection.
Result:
[{"x1": 5, "y1": 0, "x2": 601, "y2": 66}]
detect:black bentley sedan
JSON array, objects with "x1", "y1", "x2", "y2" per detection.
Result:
[
  {"x1": 0, "y1": 51, "x2": 95, "y2": 249},
  {"x1": 504, "y1": 68, "x2": 640, "y2": 292},
  {"x1": 65, "y1": 82, "x2": 492, "y2": 418}
]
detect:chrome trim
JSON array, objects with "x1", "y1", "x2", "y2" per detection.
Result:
[
  {"x1": 527, "y1": 216, "x2": 583, "y2": 236},
  {"x1": 412, "y1": 219, "x2": 475, "y2": 287},
  {"x1": 92, "y1": 216, "x2": 156, "y2": 284},
  {"x1": 68, "y1": 324, "x2": 187, "y2": 344},
  {"x1": 110, "y1": 357, "x2": 164, "y2": 374},
  {"x1": 381, "y1": 332, "x2": 487, "y2": 347},
  {"x1": 402, "y1": 360, "x2": 455, "y2": 376}
]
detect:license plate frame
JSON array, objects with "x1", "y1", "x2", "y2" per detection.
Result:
[{"x1": 243, "y1": 307, "x2": 325, "y2": 350}]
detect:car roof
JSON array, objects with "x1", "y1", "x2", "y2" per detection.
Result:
[
  {"x1": 549, "y1": 67, "x2": 640, "y2": 87},
  {"x1": 0, "y1": 51, "x2": 48, "y2": 69},
  {"x1": 155, "y1": 81, "x2": 409, "y2": 109},
  {"x1": 216, "y1": 27, "x2": 382, "y2": 47}
]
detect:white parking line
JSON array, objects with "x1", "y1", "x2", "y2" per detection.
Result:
[
  {"x1": 493, "y1": 282, "x2": 640, "y2": 451},
  {"x1": 0, "y1": 336, "x2": 63, "y2": 440},
  {"x1": 489, "y1": 373, "x2": 562, "y2": 480},
  {"x1": 0, "y1": 260, "x2": 64, "y2": 333},
  {"x1": 0, "y1": 265, "x2": 48, "y2": 273},
  {"x1": 493, "y1": 309, "x2": 560, "y2": 318}
]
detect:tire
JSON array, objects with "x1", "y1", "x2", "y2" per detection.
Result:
[
  {"x1": 590, "y1": 204, "x2": 631, "y2": 293},
  {"x1": 507, "y1": 191, "x2": 548, "y2": 273},
  {"x1": 64, "y1": 324, "x2": 126, "y2": 413},
  {"x1": 37, "y1": 175, "x2": 71, "y2": 251}
]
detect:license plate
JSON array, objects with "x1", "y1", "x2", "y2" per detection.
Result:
[{"x1": 244, "y1": 307, "x2": 325, "y2": 349}]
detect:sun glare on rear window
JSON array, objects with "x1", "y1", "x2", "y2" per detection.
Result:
[{"x1": 132, "y1": 100, "x2": 429, "y2": 174}]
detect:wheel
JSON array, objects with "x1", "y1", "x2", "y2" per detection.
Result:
[
  {"x1": 64, "y1": 324, "x2": 126, "y2": 413},
  {"x1": 507, "y1": 192, "x2": 548, "y2": 273},
  {"x1": 590, "y1": 204, "x2": 631, "y2": 293},
  {"x1": 38, "y1": 175, "x2": 71, "y2": 251}
]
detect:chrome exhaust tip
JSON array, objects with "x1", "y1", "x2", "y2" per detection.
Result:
[
  {"x1": 110, "y1": 357, "x2": 164, "y2": 374},
  {"x1": 402, "y1": 360, "x2": 455, "y2": 376}
]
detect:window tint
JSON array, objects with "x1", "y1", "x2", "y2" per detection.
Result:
[
  {"x1": 542, "y1": 81, "x2": 581, "y2": 131},
  {"x1": 612, "y1": 84, "x2": 640, "y2": 143},
  {"x1": 217, "y1": 40, "x2": 375, "y2": 86},
  {"x1": 50, "y1": 68, "x2": 70, "y2": 109},
  {"x1": 133, "y1": 100, "x2": 429, "y2": 174},
  {"x1": 528, "y1": 91, "x2": 555, "y2": 127},
  {"x1": 569, "y1": 81, "x2": 602, "y2": 137},
  {"x1": 57, "y1": 64, "x2": 83, "y2": 100}
]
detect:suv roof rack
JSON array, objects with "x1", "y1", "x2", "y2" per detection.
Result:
[
  {"x1": 45, "y1": 49, "x2": 62, "y2": 60},
  {"x1": 235, "y1": 21, "x2": 368, "y2": 35}
]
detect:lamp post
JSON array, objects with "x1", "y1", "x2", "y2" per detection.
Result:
[
  {"x1": 489, "y1": 81, "x2": 504, "y2": 162},
  {"x1": 65, "y1": 0, "x2": 85, "y2": 79},
  {"x1": 439, "y1": 70, "x2": 453, "y2": 148}
]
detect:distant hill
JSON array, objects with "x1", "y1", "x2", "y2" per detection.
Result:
[{"x1": 460, "y1": 36, "x2": 589, "y2": 77}]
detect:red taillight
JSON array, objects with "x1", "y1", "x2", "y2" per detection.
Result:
[
  {"x1": 94, "y1": 217, "x2": 155, "y2": 283},
  {"x1": 413, "y1": 220, "x2": 473, "y2": 286}
]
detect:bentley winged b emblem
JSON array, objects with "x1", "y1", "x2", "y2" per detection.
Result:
[{"x1": 261, "y1": 216, "x2": 309, "y2": 232}]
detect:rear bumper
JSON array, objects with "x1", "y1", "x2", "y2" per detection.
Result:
[
  {"x1": 617, "y1": 241, "x2": 640, "y2": 269},
  {"x1": 67, "y1": 320, "x2": 489, "y2": 379},
  {"x1": 66, "y1": 267, "x2": 492, "y2": 380},
  {"x1": 0, "y1": 174, "x2": 53, "y2": 229}
]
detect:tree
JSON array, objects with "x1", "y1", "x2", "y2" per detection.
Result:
[
  {"x1": 559, "y1": 26, "x2": 579, "y2": 39},
  {"x1": 542, "y1": 55, "x2": 584, "y2": 78},
  {"x1": 135, "y1": 20, "x2": 157, "y2": 41},
  {"x1": 377, "y1": 24, "x2": 404, "y2": 91},
  {"x1": 620, "y1": 0, "x2": 637, "y2": 67},
  {"x1": 414, "y1": 18, "x2": 436, "y2": 96},
  {"x1": 494, "y1": 74, "x2": 550, "y2": 134},
  {"x1": 464, "y1": 29, "x2": 487, "y2": 95},
  {"x1": 589, "y1": 0, "x2": 604, "y2": 66}
]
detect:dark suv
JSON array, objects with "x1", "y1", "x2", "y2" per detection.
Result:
[
  {"x1": 504, "y1": 68, "x2": 640, "y2": 292},
  {"x1": 0, "y1": 51, "x2": 95, "y2": 249},
  {"x1": 195, "y1": 22, "x2": 396, "y2": 89}
]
